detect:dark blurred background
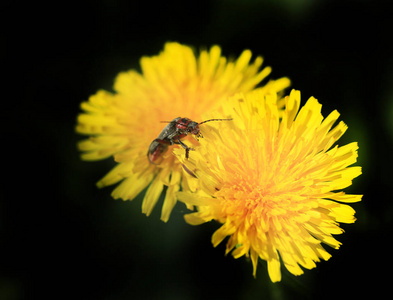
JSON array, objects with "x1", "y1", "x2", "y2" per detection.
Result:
[{"x1": 2, "y1": 0, "x2": 393, "y2": 299}]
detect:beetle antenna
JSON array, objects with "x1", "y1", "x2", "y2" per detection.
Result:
[{"x1": 198, "y1": 118, "x2": 233, "y2": 125}]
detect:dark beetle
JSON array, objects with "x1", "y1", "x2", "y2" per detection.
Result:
[{"x1": 147, "y1": 117, "x2": 232, "y2": 164}]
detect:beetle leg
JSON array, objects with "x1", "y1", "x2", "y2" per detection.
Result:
[{"x1": 177, "y1": 136, "x2": 194, "y2": 159}]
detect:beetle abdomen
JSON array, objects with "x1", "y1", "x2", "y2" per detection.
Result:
[{"x1": 147, "y1": 141, "x2": 169, "y2": 164}]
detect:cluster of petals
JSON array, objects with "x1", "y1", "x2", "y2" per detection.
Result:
[
  {"x1": 76, "y1": 42, "x2": 289, "y2": 222},
  {"x1": 176, "y1": 89, "x2": 362, "y2": 282},
  {"x1": 76, "y1": 42, "x2": 361, "y2": 282}
]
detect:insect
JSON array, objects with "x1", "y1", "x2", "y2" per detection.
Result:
[{"x1": 147, "y1": 117, "x2": 232, "y2": 164}]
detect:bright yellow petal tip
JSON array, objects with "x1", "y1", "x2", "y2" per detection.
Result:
[
  {"x1": 76, "y1": 42, "x2": 290, "y2": 222},
  {"x1": 175, "y1": 89, "x2": 362, "y2": 282}
]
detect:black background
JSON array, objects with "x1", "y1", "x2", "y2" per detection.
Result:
[{"x1": 2, "y1": 0, "x2": 393, "y2": 299}]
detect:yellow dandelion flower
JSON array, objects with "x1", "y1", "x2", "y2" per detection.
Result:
[
  {"x1": 76, "y1": 42, "x2": 290, "y2": 222},
  {"x1": 176, "y1": 89, "x2": 362, "y2": 282}
]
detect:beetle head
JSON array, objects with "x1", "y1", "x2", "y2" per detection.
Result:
[{"x1": 186, "y1": 121, "x2": 200, "y2": 135}]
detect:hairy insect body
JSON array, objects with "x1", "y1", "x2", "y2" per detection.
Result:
[
  {"x1": 147, "y1": 117, "x2": 231, "y2": 164},
  {"x1": 148, "y1": 118, "x2": 180, "y2": 163}
]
